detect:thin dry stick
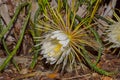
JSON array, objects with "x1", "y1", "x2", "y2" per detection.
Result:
[{"x1": 62, "y1": 74, "x2": 91, "y2": 80}]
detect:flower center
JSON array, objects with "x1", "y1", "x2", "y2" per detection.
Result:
[{"x1": 54, "y1": 43, "x2": 62, "y2": 52}]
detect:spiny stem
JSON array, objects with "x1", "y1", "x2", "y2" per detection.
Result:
[
  {"x1": 0, "y1": 15, "x2": 20, "y2": 71},
  {"x1": 2, "y1": 39, "x2": 20, "y2": 72},
  {"x1": 30, "y1": 7, "x2": 41, "y2": 69},
  {"x1": 0, "y1": 2, "x2": 29, "y2": 41},
  {"x1": 81, "y1": 46, "x2": 117, "y2": 76},
  {"x1": 0, "y1": 3, "x2": 31, "y2": 71},
  {"x1": 88, "y1": 0, "x2": 102, "y2": 65}
]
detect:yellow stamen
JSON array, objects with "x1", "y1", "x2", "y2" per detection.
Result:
[{"x1": 54, "y1": 44, "x2": 62, "y2": 52}]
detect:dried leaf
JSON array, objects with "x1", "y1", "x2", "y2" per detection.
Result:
[
  {"x1": 20, "y1": 68, "x2": 28, "y2": 74},
  {"x1": 101, "y1": 76, "x2": 113, "y2": 80},
  {"x1": 31, "y1": 1, "x2": 39, "y2": 21},
  {"x1": 0, "y1": 4, "x2": 11, "y2": 25},
  {"x1": 0, "y1": 58, "x2": 6, "y2": 66},
  {"x1": 76, "y1": 5, "x2": 87, "y2": 18},
  {"x1": 46, "y1": 73, "x2": 59, "y2": 79}
]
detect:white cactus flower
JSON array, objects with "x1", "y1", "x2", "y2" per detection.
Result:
[
  {"x1": 105, "y1": 12, "x2": 120, "y2": 48},
  {"x1": 41, "y1": 30, "x2": 70, "y2": 65},
  {"x1": 106, "y1": 22, "x2": 120, "y2": 48}
]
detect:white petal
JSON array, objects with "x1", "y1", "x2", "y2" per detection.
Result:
[
  {"x1": 41, "y1": 41, "x2": 51, "y2": 49},
  {"x1": 59, "y1": 39, "x2": 69, "y2": 47},
  {"x1": 50, "y1": 60, "x2": 57, "y2": 64},
  {"x1": 50, "y1": 57, "x2": 56, "y2": 61},
  {"x1": 42, "y1": 43, "x2": 55, "y2": 54},
  {"x1": 52, "y1": 31, "x2": 61, "y2": 34},
  {"x1": 51, "y1": 31, "x2": 68, "y2": 40},
  {"x1": 43, "y1": 54, "x2": 48, "y2": 58},
  {"x1": 56, "y1": 33, "x2": 68, "y2": 40},
  {"x1": 46, "y1": 57, "x2": 57, "y2": 64},
  {"x1": 51, "y1": 33, "x2": 61, "y2": 39}
]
